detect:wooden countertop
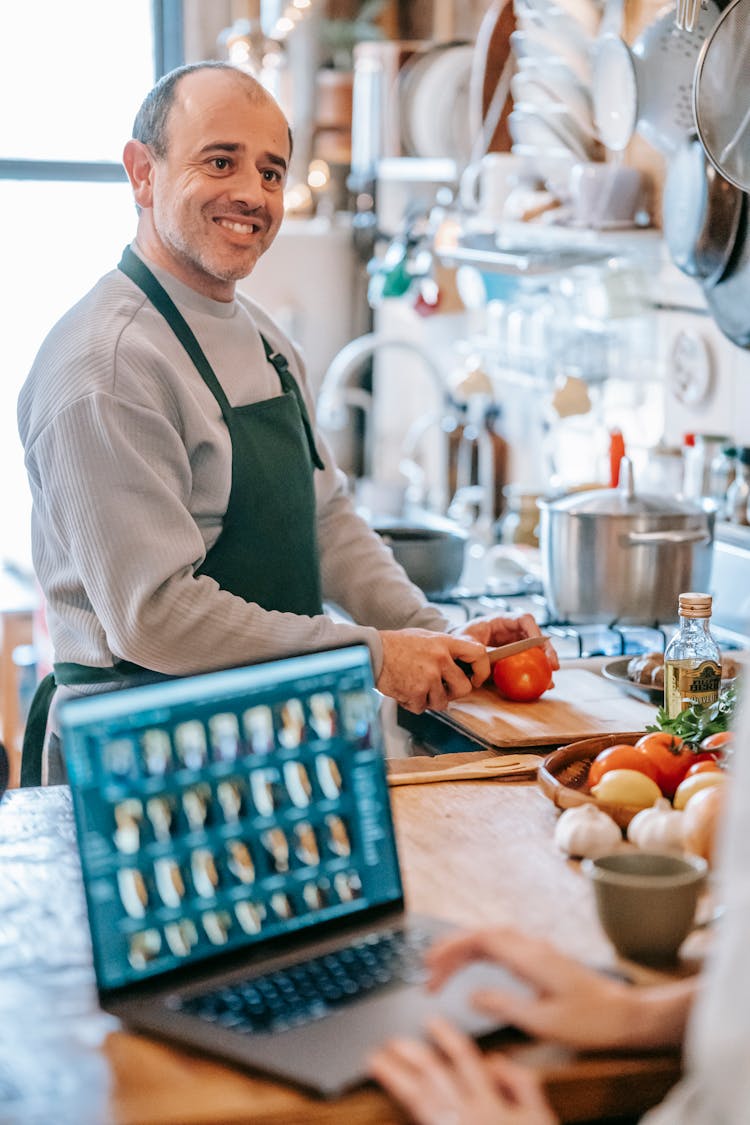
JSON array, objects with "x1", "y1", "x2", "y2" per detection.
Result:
[{"x1": 0, "y1": 774, "x2": 707, "y2": 1125}]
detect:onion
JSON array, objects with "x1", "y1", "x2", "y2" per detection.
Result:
[{"x1": 682, "y1": 785, "x2": 726, "y2": 866}]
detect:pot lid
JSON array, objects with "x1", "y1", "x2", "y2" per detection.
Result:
[{"x1": 538, "y1": 458, "x2": 709, "y2": 518}]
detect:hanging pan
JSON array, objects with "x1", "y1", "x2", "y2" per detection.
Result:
[
  {"x1": 694, "y1": 0, "x2": 750, "y2": 191},
  {"x1": 702, "y1": 196, "x2": 750, "y2": 348},
  {"x1": 662, "y1": 135, "x2": 744, "y2": 285}
]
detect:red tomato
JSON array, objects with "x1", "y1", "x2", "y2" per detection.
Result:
[
  {"x1": 685, "y1": 760, "x2": 724, "y2": 779},
  {"x1": 587, "y1": 744, "x2": 660, "y2": 790},
  {"x1": 699, "y1": 731, "x2": 733, "y2": 754},
  {"x1": 634, "y1": 731, "x2": 694, "y2": 798},
  {"x1": 491, "y1": 647, "x2": 553, "y2": 703},
  {"x1": 688, "y1": 750, "x2": 723, "y2": 767}
]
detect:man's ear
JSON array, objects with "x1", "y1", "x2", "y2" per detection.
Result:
[{"x1": 123, "y1": 140, "x2": 156, "y2": 208}]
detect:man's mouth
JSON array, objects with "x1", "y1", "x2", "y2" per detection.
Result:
[{"x1": 215, "y1": 217, "x2": 263, "y2": 235}]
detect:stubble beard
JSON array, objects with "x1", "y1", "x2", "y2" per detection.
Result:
[{"x1": 158, "y1": 208, "x2": 271, "y2": 289}]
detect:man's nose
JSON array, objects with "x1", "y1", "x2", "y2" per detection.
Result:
[{"x1": 227, "y1": 165, "x2": 266, "y2": 207}]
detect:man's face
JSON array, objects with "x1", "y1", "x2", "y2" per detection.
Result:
[{"x1": 145, "y1": 70, "x2": 290, "y2": 300}]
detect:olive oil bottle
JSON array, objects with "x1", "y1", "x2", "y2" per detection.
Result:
[{"x1": 663, "y1": 593, "x2": 721, "y2": 719}]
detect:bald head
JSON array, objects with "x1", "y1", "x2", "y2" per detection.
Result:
[{"x1": 133, "y1": 61, "x2": 291, "y2": 159}]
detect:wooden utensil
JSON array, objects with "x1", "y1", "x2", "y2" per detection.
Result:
[
  {"x1": 469, "y1": 0, "x2": 517, "y2": 154},
  {"x1": 387, "y1": 751, "x2": 542, "y2": 786}
]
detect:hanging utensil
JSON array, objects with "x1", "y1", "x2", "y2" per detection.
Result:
[
  {"x1": 703, "y1": 197, "x2": 750, "y2": 348},
  {"x1": 593, "y1": 1, "x2": 720, "y2": 155},
  {"x1": 662, "y1": 135, "x2": 744, "y2": 284},
  {"x1": 694, "y1": 0, "x2": 750, "y2": 191}
]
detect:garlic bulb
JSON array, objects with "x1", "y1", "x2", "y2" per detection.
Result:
[
  {"x1": 554, "y1": 803, "x2": 622, "y2": 858},
  {"x1": 627, "y1": 798, "x2": 684, "y2": 854}
]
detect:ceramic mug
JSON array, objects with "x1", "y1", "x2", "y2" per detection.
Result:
[
  {"x1": 568, "y1": 162, "x2": 643, "y2": 228},
  {"x1": 583, "y1": 851, "x2": 708, "y2": 964},
  {"x1": 460, "y1": 153, "x2": 522, "y2": 227}
]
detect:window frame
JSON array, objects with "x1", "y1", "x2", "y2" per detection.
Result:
[{"x1": 0, "y1": 0, "x2": 184, "y2": 185}]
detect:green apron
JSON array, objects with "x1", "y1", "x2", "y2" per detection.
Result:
[{"x1": 20, "y1": 245, "x2": 324, "y2": 786}]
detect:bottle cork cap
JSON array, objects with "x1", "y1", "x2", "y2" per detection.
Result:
[{"x1": 678, "y1": 592, "x2": 712, "y2": 617}]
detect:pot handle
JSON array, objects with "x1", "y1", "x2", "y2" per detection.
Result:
[{"x1": 623, "y1": 529, "x2": 711, "y2": 546}]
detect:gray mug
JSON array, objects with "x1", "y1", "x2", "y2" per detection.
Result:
[{"x1": 583, "y1": 851, "x2": 708, "y2": 964}]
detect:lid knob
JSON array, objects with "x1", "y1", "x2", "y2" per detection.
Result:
[{"x1": 618, "y1": 455, "x2": 635, "y2": 501}]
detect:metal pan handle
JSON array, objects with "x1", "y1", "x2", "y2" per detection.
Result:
[{"x1": 623, "y1": 528, "x2": 711, "y2": 546}]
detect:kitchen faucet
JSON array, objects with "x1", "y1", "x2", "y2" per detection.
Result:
[{"x1": 316, "y1": 332, "x2": 453, "y2": 513}]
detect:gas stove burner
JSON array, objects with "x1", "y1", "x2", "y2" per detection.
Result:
[{"x1": 542, "y1": 621, "x2": 671, "y2": 659}]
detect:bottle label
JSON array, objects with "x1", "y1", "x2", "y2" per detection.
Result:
[{"x1": 664, "y1": 660, "x2": 721, "y2": 717}]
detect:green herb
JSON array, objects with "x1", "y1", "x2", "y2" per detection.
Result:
[{"x1": 646, "y1": 683, "x2": 737, "y2": 748}]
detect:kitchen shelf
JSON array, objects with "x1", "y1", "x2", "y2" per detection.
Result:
[{"x1": 434, "y1": 224, "x2": 663, "y2": 277}]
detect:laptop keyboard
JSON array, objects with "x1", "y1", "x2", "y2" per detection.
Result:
[{"x1": 174, "y1": 926, "x2": 432, "y2": 1034}]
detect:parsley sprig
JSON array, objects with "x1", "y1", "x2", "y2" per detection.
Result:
[{"x1": 646, "y1": 683, "x2": 737, "y2": 748}]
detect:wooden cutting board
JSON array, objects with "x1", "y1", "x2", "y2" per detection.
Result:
[{"x1": 433, "y1": 668, "x2": 658, "y2": 749}]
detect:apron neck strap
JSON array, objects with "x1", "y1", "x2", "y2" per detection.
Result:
[
  {"x1": 118, "y1": 247, "x2": 324, "y2": 469},
  {"x1": 119, "y1": 245, "x2": 233, "y2": 418}
]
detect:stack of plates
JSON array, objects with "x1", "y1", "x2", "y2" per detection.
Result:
[
  {"x1": 399, "y1": 44, "x2": 475, "y2": 164},
  {"x1": 509, "y1": 0, "x2": 603, "y2": 195}
]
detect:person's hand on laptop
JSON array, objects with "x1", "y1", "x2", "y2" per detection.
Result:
[
  {"x1": 368, "y1": 1014, "x2": 556, "y2": 1125},
  {"x1": 422, "y1": 927, "x2": 692, "y2": 1051},
  {"x1": 369, "y1": 926, "x2": 696, "y2": 1124}
]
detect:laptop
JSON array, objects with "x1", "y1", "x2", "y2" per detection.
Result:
[{"x1": 60, "y1": 644, "x2": 527, "y2": 1097}]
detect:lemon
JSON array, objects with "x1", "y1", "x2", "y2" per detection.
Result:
[
  {"x1": 591, "y1": 768, "x2": 662, "y2": 809},
  {"x1": 673, "y1": 771, "x2": 727, "y2": 811}
]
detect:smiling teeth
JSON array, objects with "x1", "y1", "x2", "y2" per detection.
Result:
[{"x1": 219, "y1": 219, "x2": 256, "y2": 234}]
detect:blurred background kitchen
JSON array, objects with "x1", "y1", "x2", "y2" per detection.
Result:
[{"x1": 2, "y1": 0, "x2": 750, "y2": 773}]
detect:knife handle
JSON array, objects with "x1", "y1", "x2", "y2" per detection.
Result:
[{"x1": 454, "y1": 658, "x2": 475, "y2": 680}]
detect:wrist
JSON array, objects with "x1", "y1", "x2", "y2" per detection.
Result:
[{"x1": 625, "y1": 980, "x2": 697, "y2": 1049}]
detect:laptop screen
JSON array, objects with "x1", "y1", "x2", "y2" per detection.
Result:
[{"x1": 60, "y1": 645, "x2": 403, "y2": 993}]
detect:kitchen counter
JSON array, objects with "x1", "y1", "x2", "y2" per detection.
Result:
[{"x1": 0, "y1": 676, "x2": 708, "y2": 1125}]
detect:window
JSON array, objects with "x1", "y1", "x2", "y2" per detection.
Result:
[{"x1": 0, "y1": 1, "x2": 183, "y2": 568}]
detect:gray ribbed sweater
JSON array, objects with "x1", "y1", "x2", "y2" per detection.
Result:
[{"x1": 17, "y1": 245, "x2": 448, "y2": 694}]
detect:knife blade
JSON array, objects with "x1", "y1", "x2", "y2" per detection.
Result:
[{"x1": 454, "y1": 634, "x2": 547, "y2": 679}]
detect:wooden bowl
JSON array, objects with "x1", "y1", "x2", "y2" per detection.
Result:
[{"x1": 537, "y1": 732, "x2": 650, "y2": 829}]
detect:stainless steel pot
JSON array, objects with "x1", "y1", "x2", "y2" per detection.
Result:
[
  {"x1": 538, "y1": 460, "x2": 715, "y2": 624},
  {"x1": 372, "y1": 516, "x2": 467, "y2": 595}
]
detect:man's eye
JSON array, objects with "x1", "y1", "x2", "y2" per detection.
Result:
[
  {"x1": 262, "y1": 169, "x2": 283, "y2": 184},
  {"x1": 212, "y1": 157, "x2": 231, "y2": 171}
]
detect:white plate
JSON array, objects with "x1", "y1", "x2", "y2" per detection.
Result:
[
  {"x1": 512, "y1": 100, "x2": 597, "y2": 156},
  {"x1": 592, "y1": 32, "x2": 638, "y2": 152},
  {"x1": 408, "y1": 45, "x2": 475, "y2": 161},
  {"x1": 511, "y1": 72, "x2": 597, "y2": 137},
  {"x1": 509, "y1": 107, "x2": 592, "y2": 162},
  {"x1": 510, "y1": 27, "x2": 592, "y2": 87}
]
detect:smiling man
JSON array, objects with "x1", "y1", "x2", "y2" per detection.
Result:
[{"x1": 17, "y1": 62, "x2": 552, "y2": 785}]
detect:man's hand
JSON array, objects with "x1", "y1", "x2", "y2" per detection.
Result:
[
  {"x1": 457, "y1": 613, "x2": 559, "y2": 673},
  {"x1": 377, "y1": 629, "x2": 490, "y2": 714}
]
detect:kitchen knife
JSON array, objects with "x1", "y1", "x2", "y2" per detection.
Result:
[{"x1": 454, "y1": 634, "x2": 547, "y2": 679}]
